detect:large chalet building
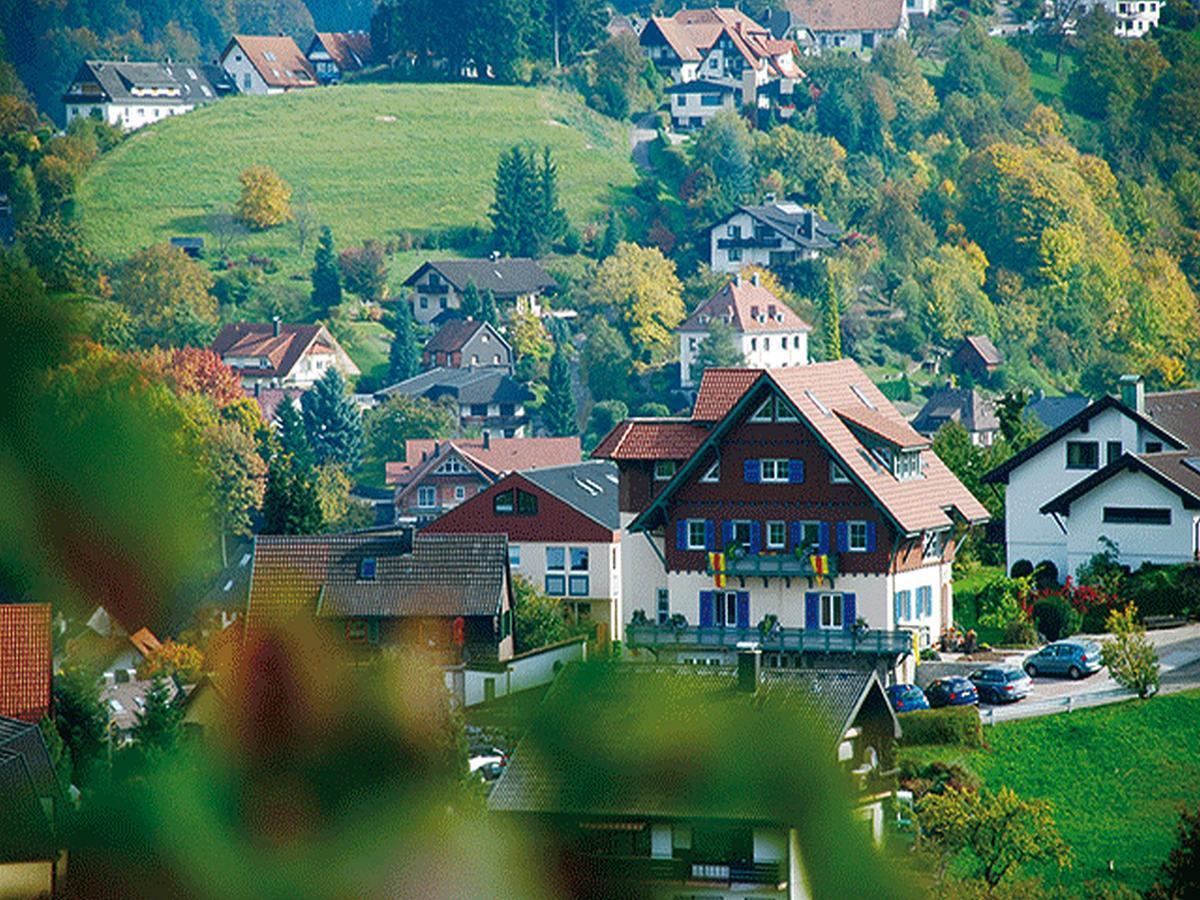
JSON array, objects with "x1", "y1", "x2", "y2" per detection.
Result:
[
  {"x1": 594, "y1": 363, "x2": 988, "y2": 680},
  {"x1": 211, "y1": 321, "x2": 359, "y2": 391}
]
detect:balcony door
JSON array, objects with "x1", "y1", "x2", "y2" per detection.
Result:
[{"x1": 699, "y1": 590, "x2": 749, "y2": 628}]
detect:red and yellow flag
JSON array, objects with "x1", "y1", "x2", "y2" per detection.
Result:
[
  {"x1": 809, "y1": 554, "x2": 829, "y2": 577},
  {"x1": 709, "y1": 552, "x2": 726, "y2": 588}
]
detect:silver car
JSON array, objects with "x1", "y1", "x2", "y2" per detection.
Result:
[
  {"x1": 970, "y1": 667, "x2": 1033, "y2": 703},
  {"x1": 1024, "y1": 640, "x2": 1104, "y2": 680}
]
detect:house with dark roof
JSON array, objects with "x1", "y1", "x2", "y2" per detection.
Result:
[
  {"x1": 62, "y1": 59, "x2": 227, "y2": 131},
  {"x1": 593, "y1": 362, "x2": 988, "y2": 677},
  {"x1": 950, "y1": 335, "x2": 1003, "y2": 382},
  {"x1": 0, "y1": 717, "x2": 63, "y2": 894},
  {"x1": 377, "y1": 367, "x2": 535, "y2": 439},
  {"x1": 220, "y1": 34, "x2": 317, "y2": 95},
  {"x1": 424, "y1": 461, "x2": 623, "y2": 641},
  {"x1": 305, "y1": 31, "x2": 373, "y2": 83},
  {"x1": 488, "y1": 659, "x2": 900, "y2": 895},
  {"x1": 911, "y1": 387, "x2": 999, "y2": 447},
  {"x1": 0, "y1": 604, "x2": 51, "y2": 722},
  {"x1": 386, "y1": 436, "x2": 582, "y2": 523},
  {"x1": 985, "y1": 375, "x2": 1200, "y2": 579},
  {"x1": 422, "y1": 318, "x2": 512, "y2": 372},
  {"x1": 244, "y1": 531, "x2": 515, "y2": 666},
  {"x1": 678, "y1": 272, "x2": 811, "y2": 388},
  {"x1": 1027, "y1": 392, "x2": 1091, "y2": 432},
  {"x1": 709, "y1": 199, "x2": 838, "y2": 274},
  {"x1": 211, "y1": 321, "x2": 360, "y2": 391},
  {"x1": 780, "y1": 0, "x2": 908, "y2": 52},
  {"x1": 403, "y1": 259, "x2": 557, "y2": 326}
]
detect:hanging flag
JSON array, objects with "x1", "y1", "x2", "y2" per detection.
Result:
[
  {"x1": 709, "y1": 552, "x2": 726, "y2": 588},
  {"x1": 809, "y1": 554, "x2": 830, "y2": 587}
]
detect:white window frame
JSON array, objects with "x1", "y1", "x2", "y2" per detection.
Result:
[
  {"x1": 654, "y1": 460, "x2": 678, "y2": 481},
  {"x1": 546, "y1": 547, "x2": 565, "y2": 572},
  {"x1": 436, "y1": 458, "x2": 470, "y2": 475},
  {"x1": 715, "y1": 590, "x2": 738, "y2": 627},
  {"x1": 657, "y1": 588, "x2": 670, "y2": 624},
  {"x1": 923, "y1": 530, "x2": 943, "y2": 560},
  {"x1": 508, "y1": 545, "x2": 521, "y2": 565},
  {"x1": 766, "y1": 520, "x2": 786, "y2": 549},
  {"x1": 820, "y1": 592, "x2": 843, "y2": 629},
  {"x1": 686, "y1": 519, "x2": 707, "y2": 550},
  {"x1": 701, "y1": 459, "x2": 720, "y2": 483},
  {"x1": 760, "y1": 458, "x2": 789, "y2": 482},
  {"x1": 848, "y1": 521, "x2": 868, "y2": 553},
  {"x1": 454, "y1": 485, "x2": 466, "y2": 501},
  {"x1": 750, "y1": 397, "x2": 775, "y2": 422},
  {"x1": 417, "y1": 486, "x2": 436, "y2": 508},
  {"x1": 831, "y1": 462, "x2": 850, "y2": 484}
]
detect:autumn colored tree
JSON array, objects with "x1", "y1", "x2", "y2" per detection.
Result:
[
  {"x1": 339, "y1": 239, "x2": 389, "y2": 302},
  {"x1": 1100, "y1": 603, "x2": 1160, "y2": 699},
  {"x1": 141, "y1": 347, "x2": 243, "y2": 408},
  {"x1": 138, "y1": 639, "x2": 205, "y2": 683},
  {"x1": 235, "y1": 164, "x2": 293, "y2": 230},
  {"x1": 113, "y1": 243, "x2": 218, "y2": 349},
  {"x1": 509, "y1": 310, "x2": 553, "y2": 382},
  {"x1": 591, "y1": 242, "x2": 684, "y2": 368}
]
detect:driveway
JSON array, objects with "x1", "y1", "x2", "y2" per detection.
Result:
[{"x1": 630, "y1": 113, "x2": 658, "y2": 174}]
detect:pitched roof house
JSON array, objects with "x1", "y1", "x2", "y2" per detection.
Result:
[
  {"x1": 306, "y1": 31, "x2": 373, "y2": 83},
  {"x1": 377, "y1": 367, "x2": 535, "y2": 439},
  {"x1": 781, "y1": 0, "x2": 908, "y2": 52},
  {"x1": 0, "y1": 717, "x2": 61, "y2": 891},
  {"x1": 710, "y1": 200, "x2": 838, "y2": 274},
  {"x1": 61, "y1": 59, "x2": 227, "y2": 131},
  {"x1": 422, "y1": 318, "x2": 513, "y2": 372},
  {"x1": 220, "y1": 34, "x2": 317, "y2": 95},
  {"x1": 211, "y1": 321, "x2": 359, "y2": 390},
  {"x1": 489, "y1": 660, "x2": 900, "y2": 893},
  {"x1": 387, "y1": 436, "x2": 582, "y2": 523},
  {"x1": 951, "y1": 335, "x2": 1003, "y2": 381},
  {"x1": 0, "y1": 604, "x2": 51, "y2": 722},
  {"x1": 244, "y1": 531, "x2": 515, "y2": 665},
  {"x1": 678, "y1": 272, "x2": 811, "y2": 388},
  {"x1": 424, "y1": 460, "x2": 624, "y2": 641},
  {"x1": 403, "y1": 259, "x2": 557, "y2": 325},
  {"x1": 984, "y1": 376, "x2": 1200, "y2": 579},
  {"x1": 594, "y1": 361, "x2": 987, "y2": 676},
  {"x1": 911, "y1": 387, "x2": 1000, "y2": 447}
]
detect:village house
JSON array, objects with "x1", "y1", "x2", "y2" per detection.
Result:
[
  {"x1": 243, "y1": 530, "x2": 516, "y2": 668},
  {"x1": 403, "y1": 258, "x2": 558, "y2": 326},
  {"x1": 62, "y1": 59, "x2": 228, "y2": 130},
  {"x1": 423, "y1": 460, "x2": 624, "y2": 642},
  {"x1": 62, "y1": 606, "x2": 162, "y2": 680},
  {"x1": 594, "y1": 363, "x2": 988, "y2": 681},
  {"x1": 387, "y1": 435, "x2": 581, "y2": 524},
  {"x1": 779, "y1": 0, "x2": 908, "y2": 52},
  {"x1": 710, "y1": 199, "x2": 839, "y2": 274},
  {"x1": 1027, "y1": 392, "x2": 1091, "y2": 432},
  {"x1": 220, "y1": 34, "x2": 317, "y2": 95},
  {"x1": 1076, "y1": 0, "x2": 1162, "y2": 36},
  {"x1": 488, "y1": 661, "x2": 900, "y2": 899},
  {"x1": 678, "y1": 272, "x2": 811, "y2": 389},
  {"x1": 0, "y1": 717, "x2": 63, "y2": 897},
  {"x1": 984, "y1": 376, "x2": 1200, "y2": 580},
  {"x1": 102, "y1": 675, "x2": 181, "y2": 747},
  {"x1": 950, "y1": 335, "x2": 1003, "y2": 383},
  {"x1": 0, "y1": 603, "x2": 51, "y2": 722},
  {"x1": 377, "y1": 367, "x2": 535, "y2": 439},
  {"x1": 911, "y1": 387, "x2": 1000, "y2": 448},
  {"x1": 211, "y1": 321, "x2": 359, "y2": 392},
  {"x1": 305, "y1": 31, "x2": 373, "y2": 83},
  {"x1": 422, "y1": 318, "x2": 512, "y2": 372}
]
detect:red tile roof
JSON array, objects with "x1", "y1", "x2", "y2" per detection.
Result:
[
  {"x1": 691, "y1": 368, "x2": 767, "y2": 421},
  {"x1": 0, "y1": 604, "x2": 51, "y2": 723},
  {"x1": 224, "y1": 35, "x2": 316, "y2": 89},
  {"x1": 591, "y1": 420, "x2": 711, "y2": 460},
  {"x1": 311, "y1": 32, "x2": 373, "y2": 71},
  {"x1": 211, "y1": 323, "x2": 358, "y2": 381},
  {"x1": 834, "y1": 405, "x2": 929, "y2": 451},
  {"x1": 679, "y1": 278, "x2": 812, "y2": 336},
  {"x1": 386, "y1": 437, "x2": 581, "y2": 486}
]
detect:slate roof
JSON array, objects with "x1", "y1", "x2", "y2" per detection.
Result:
[
  {"x1": 958, "y1": 335, "x2": 1003, "y2": 368},
  {"x1": 488, "y1": 663, "x2": 895, "y2": 819},
  {"x1": 1041, "y1": 452, "x2": 1200, "y2": 516},
  {"x1": 62, "y1": 59, "x2": 222, "y2": 107},
  {"x1": 309, "y1": 32, "x2": 373, "y2": 71},
  {"x1": 0, "y1": 750, "x2": 55, "y2": 863},
  {"x1": 521, "y1": 461, "x2": 621, "y2": 530},
  {"x1": 728, "y1": 201, "x2": 839, "y2": 250},
  {"x1": 386, "y1": 437, "x2": 581, "y2": 486},
  {"x1": 249, "y1": 386, "x2": 304, "y2": 424},
  {"x1": 403, "y1": 259, "x2": 557, "y2": 298},
  {"x1": 590, "y1": 420, "x2": 710, "y2": 461},
  {"x1": 783, "y1": 0, "x2": 905, "y2": 33},
  {"x1": 1145, "y1": 389, "x2": 1200, "y2": 453},
  {"x1": 222, "y1": 35, "x2": 316, "y2": 89},
  {"x1": 211, "y1": 323, "x2": 358, "y2": 380},
  {"x1": 678, "y1": 278, "x2": 812, "y2": 335},
  {"x1": 0, "y1": 716, "x2": 58, "y2": 800},
  {"x1": 1026, "y1": 394, "x2": 1090, "y2": 432},
  {"x1": 664, "y1": 78, "x2": 737, "y2": 94},
  {"x1": 423, "y1": 318, "x2": 507, "y2": 355},
  {"x1": 911, "y1": 388, "x2": 1000, "y2": 437},
  {"x1": 0, "y1": 603, "x2": 51, "y2": 722},
  {"x1": 376, "y1": 366, "x2": 534, "y2": 406},
  {"x1": 245, "y1": 532, "x2": 508, "y2": 634}
]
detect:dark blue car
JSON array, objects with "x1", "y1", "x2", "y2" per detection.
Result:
[
  {"x1": 885, "y1": 683, "x2": 931, "y2": 713},
  {"x1": 925, "y1": 676, "x2": 979, "y2": 708}
]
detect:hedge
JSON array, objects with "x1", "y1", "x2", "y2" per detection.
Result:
[{"x1": 898, "y1": 706, "x2": 984, "y2": 748}]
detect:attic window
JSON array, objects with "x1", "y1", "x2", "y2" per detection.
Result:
[
  {"x1": 359, "y1": 557, "x2": 377, "y2": 580},
  {"x1": 750, "y1": 396, "x2": 775, "y2": 422}
]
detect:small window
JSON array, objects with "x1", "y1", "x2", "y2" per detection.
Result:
[
  {"x1": 436, "y1": 458, "x2": 470, "y2": 475},
  {"x1": 545, "y1": 574, "x2": 566, "y2": 596},
  {"x1": 922, "y1": 531, "x2": 943, "y2": 559},
  {"x1": 831, "y1": 462, "x2": 850, "y2": 484},
  {"x1": 701, "y1": 460, "x2": 720, "y2": 483},
  {"x1": 1106, "y1": 441, "x2": 1123, "y2": 465},
  {"x1": 766, "y1": 521, "x2": 786, "y2": 549},
  {"x1": 731, "y1": 520, "x2": 753, "y2": 549},
  {"x1": 848, "y1": 521, "x2": 868, "y2": 552},
  {"x1": 657, "y1": 588, "x2": 670, "y2": 624},
  {"x1": 729, "y1": 248, "x2": 742, "y2": 262},
  {"x1": 1145, "y1": 441, "x2": 1164, "y2": 453},
  {"x1": 714, "y1": 590, "x2": 739, "y2": 627},
  {"x1": 470, "y1": 404, "x2": 488, "y2": 416},
  {"x1": 546, "y1": 547, "x2": 565, "y2": 571},
  {"x1": 570, "y1": 547, "x2": 589, "y2": 572},
  {"x1": 493, "y1": 491, "x2": 515, "y2": 514},
  {"x1": 687, "y1": 519, "x2": 707, "y2": 550},
  {"x1": 1066, "y1": 441, "x2": 1099, "y2": 470},
  {"x1": 346, "y1": 620, "x2": 367, "y2": 643},
  {"x1": 654, "y1": 460, "x2": 677, "y2": 481},
  {"x1": 568, "y1": 575, "x2": 590, "y2": 596},
  {"x1": 1102, "y1": 507, "x2": 1171, "y2": 525},
  {"x1": 509, "y1": 544, "x2": 521, "y2": 566},
  {"x1": 820, "y1": 593, "x2": 843, "y2": 629},
  {"x1": 358, "y1": 557, "x2": 377, "y2": 580},
  {"x1": 750, "y1": 397, "x2": 775, "y2": 422},
  {"x1": 516, "y1": 490, "x2": 538, "y2": 515},
  {"x1": 454, "y1": 486, "x2": 466, "y2": 501},
  {"x1": 794, "y1": 521, "x2": 820, "y2": 553},
  {"x1": 417, "y1": 486, "x2": 437, "y2": 508},
  {"x1": 760, "y1": 459, "x2": 789, "y2": 482}
]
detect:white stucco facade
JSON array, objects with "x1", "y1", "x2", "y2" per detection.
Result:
[
  {"x1": 1098, "y1": 0, "x2": 1162, "y2": 35},
  {"x1": 220, "y1": 48, "x2": 280, "y2": 95},
  {"x1": 710, "y1": 210, "x2": 820, "y2": 274},
  {"x1": 679, "y1": 328, "x2": 809, "y2": 389},
  {"x1": 668, "y1": 85, "x2": 737, "y2": 130},
  {"x1": 65, "y1": 100, "x2": 195, "y2": 130},
  {"x1": 508, "y1": 539, "x2": 623, "y2": 642},
  {"x1": 619, "y1": 514, "x2": 670, "y2": 625}
]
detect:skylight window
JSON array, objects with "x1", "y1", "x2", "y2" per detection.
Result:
[
  {"x1": 359, "y1": 557, "x2": 377, "y2": 580},
  {"x1": 263, "y1": 51, "x2": 277, "y2": 61},
  {"x1": 805, "y1": 389, "x2": 831, "y2": 416},
  {"x1": 850, "y1": 384, "x2": 876, "y2": 410}
]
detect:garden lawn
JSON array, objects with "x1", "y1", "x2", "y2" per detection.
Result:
[
  {"x1": 76, "y1": 83, "x2": 636, "y2": 269},
  {"x1": 900, "y1": 689, "x2": 1200, "y2": 893}
]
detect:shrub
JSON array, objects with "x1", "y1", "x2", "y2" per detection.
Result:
[
  {"x1": 1004, "y1": 619, "x2": 1039, "y2": 646},
  {"x1": 1033, "y1": 559, "x2": 1060, "y2": 589},
  {"x1": 898, "y1": 706, "x2": 984, "y2": 748},
  {"x1": 1126, "y1": 564, "x2": 1200, "y2": 620},
  {"x1": 1031, "y1": 594, "x2": 1082, "y2": 642},
  {"x1": 1100, "y1": 603, "x2": 1160, "y2": 699},
  {"x1": 1011, "y1": 559, "x2": 1034, "y2": 579},
  {"x1": 899, "y1": 759, "x2": 981, "y2": 800}
]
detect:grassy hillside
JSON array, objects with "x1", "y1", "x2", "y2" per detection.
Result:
[{"x1": 76, "y1": 83, "x2": 637, "y2": 270}]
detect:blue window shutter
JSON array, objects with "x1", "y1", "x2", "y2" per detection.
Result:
[
  {"x1": 704, "y1": 519, "x2": 716, "y2": 551},
  {"x1": 818, "y1": 522, "x2": 830, "y2": 554},
  {"x1": 804, "y1": 593, "x2": 819, "y2": 630},
  {"x1": 722, "y1": 520, "x2": 734, "y2": 547},
  {"x1": 676, "y1": 520, "x2": 687, "y2": 550},
  {"x1": 744, "y1": 459, "x2": 761, "y2": 483},
  {"x1": 749, "y1": 522, "x2": 762, "y2": 554},
  {"x1": 866, "y1": 522, "x2": 877, "y2": 553},
  {"x1": 836, "y1": 521, "x2": 848, "y2": 553},
  {"x1": 790, "y1": 522, "x2": 802, "y2": 552},
  {"x1": 894, "y1": 592, "x2": 902, "y2": 623},
  {"x1": 788, "y1": 459, "x2": 805, "y2": 483},
  {"x1": 699, "y1": 591, "x2": 715, "y2": 627},
  {"x1": 842, "y1": 593, "x2": 856, "y2": 631},
  {"x1": 905, "y1": 592, "x2": 912, "y2": 619},
  {"x1": 736, "y1": 592, "x2": 750, "y2": 628}
]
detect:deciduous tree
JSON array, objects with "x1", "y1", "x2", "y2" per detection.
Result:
[
  {"x1": 113, "y1": 243, "x2": 217, "y2": 349},
  {"x1": 591, "y1": 242, "x2": 683, "y2": 368},
  {"x1": 262, "y1": 454, "x2": 324, "y2": 535},
  {"x1": 235, "y1": 164, "x2": 292, "y2": 230},
  {"x1": 138, "y1": 639, "x2": 205, "y2": 683},
  {"x1": 695, "y1": 319, "x2": 744, "y2": 371},
  {"x1": 513, "y1": 573, "x2": 569, "y2": 652},
  {"x1": 1101, "y1": 603, "x2": 1160, "y2": 699},
  {"x1": 339, "y1": 239, "x2": 389, "y2": 302}
]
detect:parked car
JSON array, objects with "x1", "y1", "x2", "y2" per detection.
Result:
[
  {"x1": 469, "y1": 754, "x2": 506, "y2": 782},
  {"x1": 885, "y1": 683, "x2": 931, "y2": 713},
  {"x1": 924, "y1": 676, "x2": 979, "y2": 708},
  {"x1": 969, "y1": 667, "x2": 1033, "y2": 704},
  {"x1": 1023, "y1": 640, "x2": 1104, "y2": 680}
]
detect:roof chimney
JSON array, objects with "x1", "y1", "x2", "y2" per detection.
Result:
[
  {"x1": 1119, "y1": 374, "x2": 1144, "y2": 414},
  {"x1": 737, "y1": 646, "x2": 761, "y2": 693},
  {"x1": 751, "y1": 272, "x2": 761, "y2": 287},
  {"x1": 272, "y1": 316, "x2": 281, "y2": 337},
  {"x1": 482, "y1": 430, "x2": 490, "y2": 450},
  {"x1": 803, "y1": 209, "x2": 816, "y2": 241}
]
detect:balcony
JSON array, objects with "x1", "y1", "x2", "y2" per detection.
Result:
[
  {"x1": 582, "y1": 856, "x2": 782, "y2": 887},
  {"x1": 418, "y1": 282, "x2": 450, "y2": 294},
  {"x1": 626, "y1": 623, "x2": 914, "y2": 658},
  {"x1": 711, "y1": 549, "x2": 839, "y2": 583},
  {"x1": 717, "y1": 235, "x2": 782, "y2": 250}
]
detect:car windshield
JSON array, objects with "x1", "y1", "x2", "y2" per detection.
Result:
[{"x1": 900, "y1": 688, "x2": 923, "y2": 699}]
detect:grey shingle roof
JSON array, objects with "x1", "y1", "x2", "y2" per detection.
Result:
[
  {"x1": 488, "y1": 664, "x2": 890, "y2": 819},
  {"x1": 376, "y1": 367, "x2": 533, "y2": 405},
  {"x1": 0, "y1": 717, "x2": 57, "y2": 801},
  {"x1": 62, "y1": 60, "x2": 222, "y2": 107},
  {"x1": 0, "y1": 751, "x2": 55, "y2": 862},
  {"x1": 403, "y1": 259, "x2": 557, "y2": 297},
  {"x1": 735, "y1": 201, "x2": 839, "y2": 250},
  {"x1": 1025, "y1": 394, "x2": 1090, "y2": 432},
  {"x1": 911, "y1": 388, "x2": 999, "y2": 436},
  {"x1": 521, "y1": 460, "x2": 621, "y2": 530}
]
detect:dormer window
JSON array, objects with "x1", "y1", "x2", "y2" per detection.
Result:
[
  {"x1": 654, "y1": 460, "x2": 677, "y2": 481},
  {"x1": 358, "y1": 557, "x2": 377, "y2": 580},
  {"x1": 895, "y1": 450, "x2": 922, "y2": 481}
]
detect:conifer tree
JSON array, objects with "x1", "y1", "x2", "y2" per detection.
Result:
[
  {"x1": 543, "y1": 340, "x2": 577, "y2": 436},
  {"x1": 262, "y1": 455, "x2": 325, "y2": 535},
  {"x1": 537, "y1": 145, "x2": 569, "y2": 252},
  {"x1": 599, "y1": 208, "x2": 624, "y2": 259},
  {"x1": 460, "y1": 282, "x2": 482, "y2": 319},
  {"x1": 388, "y1": 300, "x2": 421, "y2": 384},
  {"x1": 480, "y1": 289, "x2": 500, "y2": 327},
  {"x1": 302, "y1": 367, "x2": 364, "y2": 469},
  {"x1": 491, "y1": 146, "x2": 534, "y2": 257},
  {"x1": 276, "y1": 399, "x2": 312, "y2": 469},
  {"x1": 133, "y1": 674, "x2": 183, "y2": 756},
  {"x1": 822, "y1": 274, "x2": 842, "y2": 361},
  {"x1": 311, "y1": 226, "x2": 342, "y2": 312}
]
